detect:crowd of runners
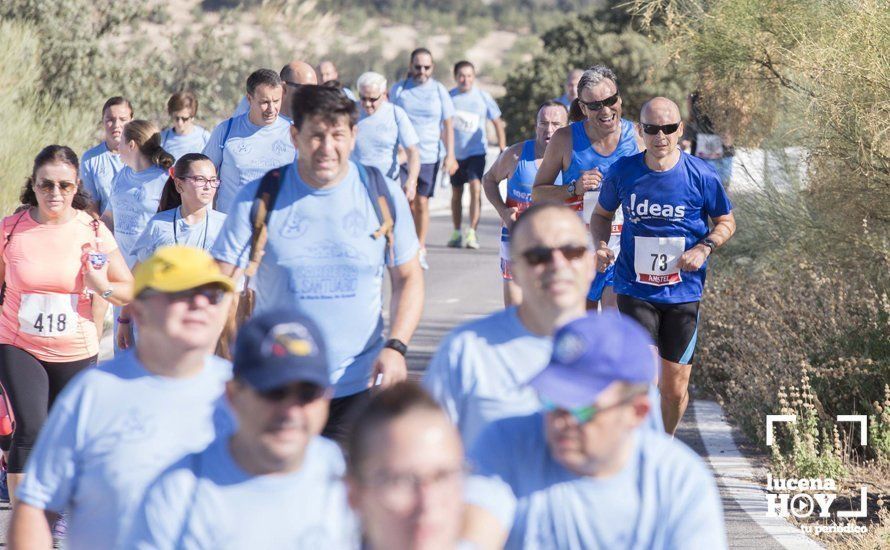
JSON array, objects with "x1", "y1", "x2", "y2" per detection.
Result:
[{"x1": 0, "y1": 48, "x2": 737, "y2": 549}]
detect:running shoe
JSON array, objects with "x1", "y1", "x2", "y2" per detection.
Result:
[
  {"x1": 0, "y1": 466, "x2": 8, "y2": 504},
  {"x1": 419, "y1": 248, "x2": 429, "y2": 270},
  {"x1": 447, "y1": 230, "x2": 462, "y2": 248},
  {"x1": 465, "y1": 228, "x2": 480, "y2": 250}
]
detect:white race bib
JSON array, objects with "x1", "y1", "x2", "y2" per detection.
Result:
[
  {"x1": 695, "y1": 133, "x2": 724, "y2": 159},
  {"x1": 453, "y1": 110, "x2": 480, "y2": 134},
  {"x1": 634, "y1": 236, "x2": 685, "y2": 286},
  {"x1": 608, "y1": 207, "x2": 624, "y2": 254},
  {"x1": 18, "y1": 293, "x2": 78, "y2": 337}
]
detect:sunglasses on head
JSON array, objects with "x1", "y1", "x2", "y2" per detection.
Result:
[
  {"x1": 256, "y1": 382, "x2": 326, "y2": 404},
  {"x1": 520, "y1": 244, "x2": 587, "y2": 266},
  {"x1": 579, "y1": 92, "x2": 620, "y2": 111},
  {"x1": 641, "y1": 122, "x2": 681, "y2": 135}
]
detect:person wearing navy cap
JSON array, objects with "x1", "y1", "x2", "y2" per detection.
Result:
[
  {"x1": 125, "y1": 309, "x2": 359, "y2": 548},
  {"x1": 462, "y1": 311, "x2": 727, "y2": 550}
]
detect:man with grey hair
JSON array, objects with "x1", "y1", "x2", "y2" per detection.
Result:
[
  {"x1": 553, "y1": 68, "x2": 584, "y2": 107},
  {"x1": 352, "y1": 71, "x2": 421, "y2": 198},
  {"x1": 533, "y1": 65, "x2": 640, "y2": 311}
]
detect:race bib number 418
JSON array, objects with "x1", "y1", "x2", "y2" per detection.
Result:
[
  {"x1": 18, "y1": 293, "x2": 78, "y2": 337},
  {"x1": 633, "y1": 236, "x2": 685, "y2": 286}
]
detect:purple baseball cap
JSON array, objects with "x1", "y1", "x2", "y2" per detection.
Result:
[{"x1": 530, "y1": 311, "x2": 657, "y2": 409}]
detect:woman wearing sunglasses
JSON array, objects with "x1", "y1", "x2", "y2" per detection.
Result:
[
  {"x1": 160, "y1": 92, "x2": 211, "y2": 162},
  {"x1": 533, "y1": 65, "x2": 641, "y2": 311},
  {"x1": 0, "y1": 146, "x2": 132, "y2": 511},
  {"x1": 118, "y1": 153, "x2": 226, "y2": 350}
]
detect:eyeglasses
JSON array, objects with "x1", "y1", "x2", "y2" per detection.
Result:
[
  {"x1": 520, "y1": 244, "x2": 587, "y2": 266},
  {"x1": 359, "y1": 94, "x2": 382, "y2": 103},
  {"x1": 177, "y1": 175, "x2": 221, "y2": 188},
  {"x1": 172, "y1": 116, "x2": 192, "y2": 122},
  {"x1": 579, "y1": 92, "x2": 620, "y2": 111},
  {"x1": 640, "y1": 122, "x2": 681, "y2": 135},
  {"x1": 365, "y1": 466, "x2": 466, "y2": 511},
  {"x1": 541, "y1": 392, "x2": 646, "y2": 424},
  {"x1": 284, "y1": 81, "x2": 303, "y2": 90},
  {"x1": 139, "y1": 286, "x2": 227, "y2": 305},
  {"x1": 36, "y1": 181, "x2": 77, "y2": 195},
  {"x1": 413, "y1": 64, "x2": 432, "y2": 71},
  {"x1": 256, "y1": 382, "x2": 327, "y2": 404}
]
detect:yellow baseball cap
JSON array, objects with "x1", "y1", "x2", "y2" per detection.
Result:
[{"x1": 133, "y1": 245, "x2": 235, "y2": 296}]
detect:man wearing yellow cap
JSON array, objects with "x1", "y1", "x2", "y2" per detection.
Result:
[{"x1": 9, "y1": 246, "x2": 235, "y2": 549}]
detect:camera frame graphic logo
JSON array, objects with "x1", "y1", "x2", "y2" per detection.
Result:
[{"x1": 764, "y1": 414, "x2": 870, "y2": 535}]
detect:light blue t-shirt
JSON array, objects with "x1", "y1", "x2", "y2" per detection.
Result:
[
  {"x1": 109, "y1": 165, "x2": 169, "y2": 268},
  {"x1": 389, "y1": 78, "x2": 455, "y2": 163},
  {"x1": 131, "y1": 207, "x2": 227, "y2": 263},
  {"x1": 161, "y1": 126, "x2": 212, "y2": 162},
  {"x1": 203, "y1": 114, "x2": 295, "y2": 213},
  {"x1": 449, "y1": 86, "x2": 501, "y2": 159},
  {"x1": 342, "y1": 87, "x2": 357, "y2": 101},
  {"x1": 467, "y1": 414, "x2": 727, "y2": 550},
  {"x1": 80, "y1": 141, "x2": 123, "y2": 215},
  {"x1": 17, "y1": 351, "x2": 233, "y2": 550},
  {"x1": 353, "y1": 102, "x2": 420, "y2": 181},
  {"x1": 125, "y1": 436, "x2": 359, "y2": 549},
  {"x1": 211, "y1": 161, "x2": 419, "y2": 397},
  {"x1": 424, "y1": 307, "x2": 551, "y2": 447},
  {"x1": 424, "y1": 307, "x2": 663, "y2": 447}
]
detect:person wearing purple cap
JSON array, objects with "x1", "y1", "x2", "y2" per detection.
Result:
[
  {"x1": 462, "y1": 312, "x2": 727, "y2": 550},
  {"x1": 125, "y1": 309, "x2": 359, "y2": 548}
]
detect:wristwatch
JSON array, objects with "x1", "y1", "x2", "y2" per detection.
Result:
[
  {"x1": 384, "y1": 338, "x2": 408, "y2": 357},
  {"x1": 566, "y1": 180, "x2": 577, "y2": 196},
  {"x1": 101, "y1": 288, "x2": 114, "y2": 299},
  {"x1": 701, "y1": 238, "x2": 717, "y2": 253}
]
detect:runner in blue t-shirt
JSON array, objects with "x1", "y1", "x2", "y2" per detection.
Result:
[
  {"x1": 592, "y1": 96, "x2": 736, "y2": 435},
  {"x1": 462, "y1": 313, "x2": 727, "y2": 550},
  {"x1": 447, "y1": 61, "x2": 506, "y2": 250},
  {"x1": 205, "y1": 69, "x2": 296, "y2": 213},
  {"x1": 482, "y1": 101, "x2": 568, "y2": 306},
  {"x1": 353, "y1": 71, "x2": 421, "y2": 198},
  {"x1": 160, "y1": 91, "x2": 210, "y2": 162},
  {"x1": 232, "y1": 61, "x2": 318, "y2": 120},
  {"x1": 212, "y1": 85, "x2": 423, "y2": 444},
  {"x1": 389, "y1": 47, "x2": 457, "y2": 269},
  {"x1": 80, "y1": 97, "x2": 133, "y2": 215},
  {"x1": 533, "y1": 65, "x2": 642, "y2": 311}
]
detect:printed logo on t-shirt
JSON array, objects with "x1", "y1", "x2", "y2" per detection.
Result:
[
  {"x1": 342, "y1": 209, "x2": 367, "y2": 238},
  {"x1": 626, "y1": 193, "x2": 686, "y2": 221},
  {"x1": 273, "y1": 140, "x2": 290, "y2": 155},
  {"x1": 453, "y1": 110, "x2": 480, "y2": 134}
]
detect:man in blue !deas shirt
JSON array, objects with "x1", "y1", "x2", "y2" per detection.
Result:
[
  {"x1": 447, "y1": 60, "x2": 506, "y2": 250},
  {"x1": 212, "y1": 85, "x2": 423, "y2": 444},
  {"x1": 462, "y1": 312, "x2": 728, "y2": 550},
  {"x1": 125, "y1": 310, "x2": 359, "y2": 549},
  {"x1": 591, "y1": 96, "x2": 736, "y2": 435},
  {"x1": 8, "y1": 246, "x2": 236, "y2": 549},
  {"x1": 204, "y1": 68, "x2": 296, "y2": 213}
]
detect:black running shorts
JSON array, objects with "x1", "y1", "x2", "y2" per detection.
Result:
[{"x1": 617, "y1": 294, "x2": 700, "y2": 364}]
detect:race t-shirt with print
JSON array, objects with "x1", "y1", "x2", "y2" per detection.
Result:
[
  {"x1": 353, "y1": 102, "x2": 419, "y2": 181},
  {"x1": 389, "y1": 78, "x2": 455, "y2": 164},
  {"x1": 131, "y1": 208, "x2": 227, "y2": 263},
  {"x1": 108, "y1": 165, "x2": 168, "y2": 268},
  {"x1": 0, "y1": 210, "x2": 117, "y2": 361},
  {"x1": 597, "y1": 151, "x2": 732, "y2": 304},
  {"x1": 80, "y1": 141, "x2": 123, "y2": 215},
  {"x1": 161, "y1": 126, "x2": 212, "y2": 162},
  {"x1": 211, "y1": 162, "x2": 419, "y2": 398},
  {"x1": 203, "y1": 114, "x2": 296, "y2": 214},
  {"x1": 449, "y1": 86, "x2": 501, "y2": 160}
]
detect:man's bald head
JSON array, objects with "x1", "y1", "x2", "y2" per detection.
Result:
[
  {"x1": 640, "y1": 97, "x2": 681, "y2": 124},
  {"x1": 280, "y1": 61, "x2": 318, "y2": 86}
]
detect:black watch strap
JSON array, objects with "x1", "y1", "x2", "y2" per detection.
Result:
[
  {"x1": 384, "y1": 338, "x2": 408, "y2": 356},
  {"x1": 701, "y1": 238, "x2": 717, "y2": 252}
]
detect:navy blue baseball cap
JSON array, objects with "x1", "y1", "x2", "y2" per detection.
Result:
[
  {"x1": 233, "y1": 309, "x2": 330, "y2": 392},
  {"x1": 530, "y1": 311, "x2": 657, "y2": 409}
]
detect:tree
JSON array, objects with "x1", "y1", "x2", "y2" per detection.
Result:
[{"x1": 500, "y1": 6, "x2": 685, "y2": 142}]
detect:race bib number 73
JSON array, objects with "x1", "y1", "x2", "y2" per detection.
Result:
[
  {"x1": 633, "y1": 236, "x2": 685, "y2": 286},
  {"x1": 18, "y1": 293, "x2": 78, "y2": 337}
]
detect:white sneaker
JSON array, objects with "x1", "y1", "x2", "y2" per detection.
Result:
[{"x1": 419, "y1": 248, "x2": 429, "y2": 270}]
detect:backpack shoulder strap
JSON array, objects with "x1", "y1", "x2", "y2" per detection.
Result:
[
  {"x1": 356, "y1": 164, "x2": 396, "y2": 266},
  {"x1": 219, "y1": 117, "x2": 235, "y2": 150},
  {"x1": 244, "y1": 168, "x2": 283, "y2": 280}
]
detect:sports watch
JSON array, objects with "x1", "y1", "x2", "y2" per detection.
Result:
[
  {"x1": 384, "y1": 338, "x2": 408, "y2": 356},
  {"x1": 701, "y1": 238, "x2": 717, "y2": 253},
  {"x1": 101, "y1": 288, "x2": 114, "y2": 299},
  {"x1": 566, "y1": 180, "x2": 577, "y2": 196}
]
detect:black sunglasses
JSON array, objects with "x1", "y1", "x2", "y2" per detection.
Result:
[
  {"x1": 284, "y1": 81, "x2": 303, "y2": 90},
  {"x1": 413, "y1": 64, "x2": 432, "y2": 71},
  {"x1": 521, "y1": 245, "x2": 588, "y2": 266},
  {"x1": 257, "y1": 382, "x2": 326, "y2": 404},
  {"x1": 139, "y1": 286, "x2": 227, "y2": 305},
  {"x1": 579, "y1": 92, "x2": 620, "y2": 111},
  {"x1": 360, "y1": 95, "x2": 382, "y2": 103},
  {"x1": 641, "y1": 122, "x2": 681, "y2": 135}
]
